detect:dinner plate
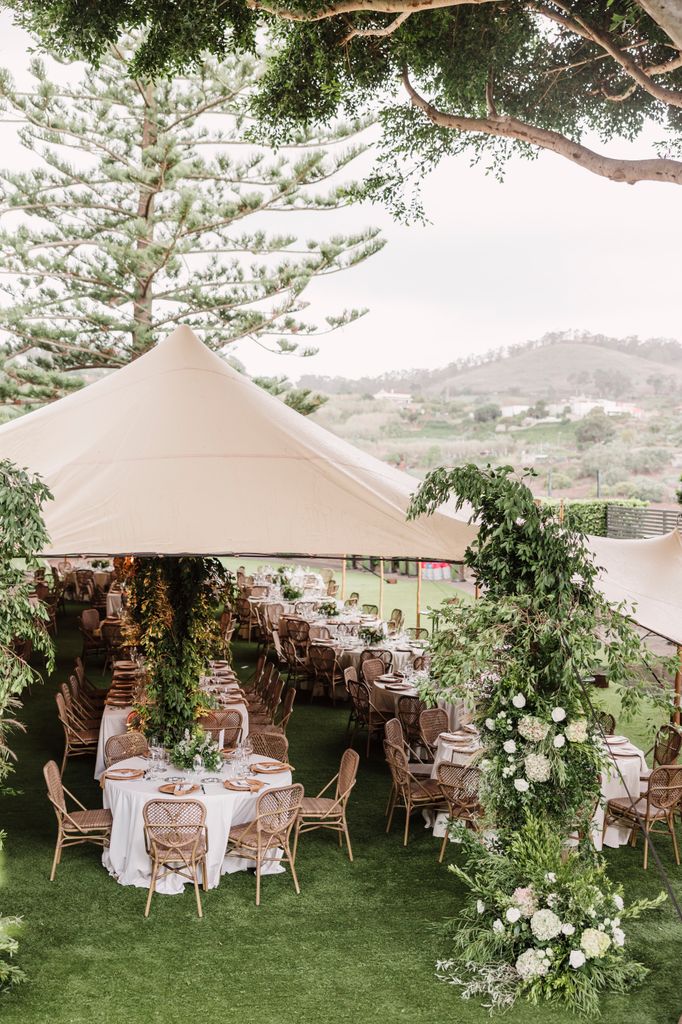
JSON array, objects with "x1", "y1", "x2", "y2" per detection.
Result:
[
  {"x1": 104, "y1": 767, "x2": 145, "y2": 781},
  {"x1": 158, "y1": 783, "x2": 200, "y2": 796},
  {"x1": 251, "y1": 761, "x2": 292, "y2": 774},
  {"x1": 223, "y1": 779, "x2": 263, "y2": 792}
]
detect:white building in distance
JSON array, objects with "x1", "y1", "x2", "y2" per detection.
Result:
[{"x1": 373, "y1": 389, "x2": 413, "y2": 406}]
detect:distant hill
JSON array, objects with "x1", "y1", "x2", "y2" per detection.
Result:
[{"x1": 299, "y1": 331, "x2": 682, "y2": 401}]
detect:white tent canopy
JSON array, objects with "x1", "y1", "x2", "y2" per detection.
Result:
[
  {"x1": 0, "y1": 326, "x2": 477, "y2": 559},
  {"x1": 589, "y1": 530, "x2": 682, "y2": 646}
]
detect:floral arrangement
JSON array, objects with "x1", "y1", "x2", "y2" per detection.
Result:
[
  {"x1": 358, "y1": 624, "x2": 385, "y2": 646},
  {"x1": 91, "y1": 559, "x2": 111, "y2": 569},
  {"x1": 273, "y1": 564, "x2": 294, "y2": 586},
  {"x1": 318, "y1": 600, "x2": 339, "y2": 618},
  {"x1": 170, "y1": 728, "x2": 222, "y2": 772},
  {"x1": 407, "y1": 465, "x2": 672, "y2": 1016},
  {"x1": 437, "y1": 819, "x2": 665, "y2": 1017},
  {"x1": 281, "y1": 582, "x2": 304, "y2": 601}
]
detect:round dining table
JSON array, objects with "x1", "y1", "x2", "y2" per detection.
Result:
[{"x1": 102, "y1": 755, "x2": 292, "y2": 893}]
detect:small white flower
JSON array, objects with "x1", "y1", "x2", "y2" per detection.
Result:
[
  {"x1": 553, "y1": 734, "x2": 566, "y2": 748},
  {"x1": 546, "y1": 893, "x2": 558, "y2": 908},
  {"x1": 515, "y1": 516, "x2": 526, "y2": 526},
  {"x1": 612, "y1": 917, "x2": 620, "y2": 928},
  {"x1": 562, "y1": 923, "x2": 575, "y2": 936},
  {"x1": 613, "y1": 928, "x2": 625, "y2": 947},
  {"x1": 604, "y1": 918, "x2": 611, "y2": 926},
  {"x1": 551, "y1": 707, "x2": 566, "y2": 723},
  {"x1": 485, "y1": 718, "x2": 496, "y2": 731},
  {"x1": 503, "y1": 739, "x2": 517, "y2": 754},
  {"x1": 514, "y1": 778, "x2": 529, "y2": 792},
  {"x1": 545, "y1": 872, "x2": 556, "y2": 883},
  {"x1": 511, "y1": 693, "x2": 526, "y2": 709},
  {"x1": 497, "y1": 711, "x2": 507, "y2": 719},
  {"x1": 506, "y1": 907, "x2": 521, "y2": 923},
  {"x1": 613, "y1": 895, "x2": 624, "y2": 911},
  {"x1": 476, "y1": 900, "x2": 486, "y2": 914},
  {"x1": 569, "y1": 950, "x2": 586, "y2": 969},
  {"x1": 492, "y1": 919, "x2": 505, "y2": 934}
]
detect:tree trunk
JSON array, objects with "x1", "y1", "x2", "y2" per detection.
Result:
[
  {"x1": 132, "y1": 83, "x2": 157, "y2": 356},
  {"x1": 639, "y1": 0, "x2": 682, "y2": 52}
]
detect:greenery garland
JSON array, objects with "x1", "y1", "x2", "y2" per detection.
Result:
[
  {"x1": 123, "y1": 556, "x2": 227, "y2": 747},
  {"x1": 408, "y1": 464, "x2": 673, "y2": 1015}
]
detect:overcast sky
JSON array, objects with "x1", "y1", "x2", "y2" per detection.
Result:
[{"x1": 1, "y1": 11, "x2": 681, "y2": 382}]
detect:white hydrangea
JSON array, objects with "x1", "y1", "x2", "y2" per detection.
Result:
[
  {"x1": 553, "y1": 734, "x2": 566, "y2": 748},
  {"x1": 506, "y1": 906, "x2": 521, "y2": 924},
  {"x1": 613, "y1": 894, "x2": 624, "y2": 911},
  {"x1": 485, "y1": 718, "x2": 496, "y2": 731},
  {"x1": 512, "y1": 886, "x2": 538, "y2": 918},
  {"x1": 511, "y1": 693, "x2": 526, "y2": 709},
  {"x1": 530, "y1": 909, "x2": 563, "y2": 942},
  {"x1": 524, "y1": 752, "x2": 552, "y2": 783},
  {"x1": 515, "y1": 948, "x2": 550, "y2": 980},
  {"x1": 514, "y1": 778, "x2": 529, "y2": 793},
  {"x1": 492, "y1": 919, "x2": 505, "y2": 935},
  {"x1": 580, "y1": 928, "x2": 612, "y2": 959},
  {"x1": 476, "y1": 899, "x2": 486, "y2": 914},
  {"x1": 503, "y1": 739, "x2": 517, "y2": 754},
  {"x1": 518, "y1": 716, "x2": 550, "y2": 743},
  {"x1": 565, "y1": 719, "x2": 588, "y2": 743},
  {"x1": 551, "y1": 707, "x2": 566, "y2": 723},
  {"x1": 561, "y1": 923, "x2": 575, "y2": 936},
  {"x1": 612, "y1": 928, "x2": 625, "y2": 948},
  {"x1": 569, "y1": 950, "x2": 586, "y2": 969}
]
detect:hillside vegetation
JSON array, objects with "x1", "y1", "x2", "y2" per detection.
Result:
[{"x1": 307, "y1": 332, "x2": 682, "y2": 503}]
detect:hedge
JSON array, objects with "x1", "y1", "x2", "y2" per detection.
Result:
[{"x1": 541, "y1": 498, "x2": 648, "y2": 537}]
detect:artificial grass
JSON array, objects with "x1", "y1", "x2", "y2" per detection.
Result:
[{"x1": 1, "y1": 606, "x2": 681, "y2": 1024}]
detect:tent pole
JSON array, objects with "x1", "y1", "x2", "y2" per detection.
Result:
[
  {"x1": 416, "y1": 560, "x2": 422, "y2": 630},
  {"x1": 675, "y1": 646, "x2": 682, "y2": 727},
  {"x1": 379, "y1": 558, "x2": 384, "y2": 619},
  {"x1": 341, "y1": 555, "x2": 346, "y2": 601}
]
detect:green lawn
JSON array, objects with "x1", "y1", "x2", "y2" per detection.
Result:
[{"x1": 1, "y1": 606, "x2": 680, "y2": 1024}]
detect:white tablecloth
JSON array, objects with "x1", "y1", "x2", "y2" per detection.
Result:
[
  {"x1": 593, "y1": 738, "x2": 648, "y2": 851},
  {"x1": 95, "y1": 705, "x2": 131, "y2": 778},
  {"x1": 102, "y1": 755, "x2": 292, "y2": 892},
  {"x1": 106, "y1": 591, "x2": 123, "y2": 618}
]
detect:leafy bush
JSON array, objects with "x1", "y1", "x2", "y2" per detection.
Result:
[
  {"x1": 575, "y1": 410, "x2": 616, "y2": 448},
  {"x1": 542, "y1": 499, "x2": 647, "y2": 537}
]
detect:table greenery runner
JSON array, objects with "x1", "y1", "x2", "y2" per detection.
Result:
[
  {"x1": 0, "y1": 459, "x2": 55, "y2": 991},
  {"x1": 408, "y1": 464, "x2": 671, "y2": 1017},
  {"x1": 122, "y1": 556, "x2": 227, "y2": 747}
]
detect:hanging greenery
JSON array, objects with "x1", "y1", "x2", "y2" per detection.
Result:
[
  {"x1": 0, "y1": 458, "x2": 55, "y2": 992},
  {"x1": 123, "y1": 556, "x2": 227, "y2": 746},
  {"x1": 408, "y1": 464, "x2": 673, "y2": 1016}
]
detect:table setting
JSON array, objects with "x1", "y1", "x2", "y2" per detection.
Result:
[{"x1": 101, "y1": 743, "x2": 293, "y2": 892}]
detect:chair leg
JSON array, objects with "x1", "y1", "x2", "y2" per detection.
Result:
[
  {"x1": 292, "y1": 819, "x2": 301, "y2": 862},
  {"x1": 643, "y1": 825, "x2": 650, "y2": 870},
  {"x1": 668, "y1": 813, "x2": 680, "y2": 865},
  {"x1": 60, "y1": 746, "x2": 68, "y2": 777},
  {"x1": 145, "y1": 861, "x2": 158, "y2": 917},
  {"x1": 386, "y1": 795, "x2": 397, "y2": 834},
  {"x1": 202, "y1": 857, "x2": 209, "y2": 892},
  {"x1": 438, "y1": 829, "x2": 448, "y2": 864},
  {"x1": 49, "y1": 831, "x2": 62, "y2": 881},
  {"x1": 193, "y1": 867, "x2": 203, "y2": 918},
  {"x1": 342, "y1": 818, "x2": 353, "y2": 862},
  {"x1": 385, "y1": 783, "x2": 395, "y2": 817},
  {"x1": 255, "y1": 856, "x2": 262, "y2": 906},
  {"x1": 403, "y1": 804, "x2": 411, "y2": 847},
  {"x1": 286, "y1": 840, "x2": 301, "y2": 895}
]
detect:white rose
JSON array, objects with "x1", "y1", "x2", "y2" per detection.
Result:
[
  {"x1": 514, "y1": 778, "x2": 529, "y2": 792},
  {"x1": 476, "y1": 899, "x2": 486, "y2": 914},
  {"x1": 511, "y1": 693, "x2": 526, "y2": 709},
  {"x1": 613, "y1": 895, "x2": 624, "y2": 911},
  {"x1": 503, "y1": 739, "x2": 517, "y2": 754},
  {"x1": 613, "y1": 928, "x2": 625, "y2": 947},
  {"x1": 492, "y1": 919, "x2": 505, "y2": 934},
  {"x1": 485, "y1": 718, "x2": 496, "y2": 731},
  {"x1": 569, "y1": 950, "x2": 586, "y2": 969},
  {"x1": 553, "y1": 734, "x2": 566, "y2": 748},
  {"x1": 551, "y1": 707, "x2": 566, "y2": 723},
  {"x1": 506, "y1": 907, "x2": 521, "y2": 923},
  {"x1": 562, "y1": 923, "x2": 575, "y2": 936}
]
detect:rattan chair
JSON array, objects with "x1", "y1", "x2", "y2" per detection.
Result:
[
  {"x1": 398, "y1": 695, "x2": 427, "y2": 747},
  {"x1": 251, "y1": 686, "x2": 296, "y2": 737},
  {"x1": 388, "y1": 608, "x2": 404, "y2": 634},
  {"x1": 383, "y1": 718, "x2": 432, "y2": 813},
  {"x1": 250, "y1": 676, "x2": 284, "y2": 724},
  {"x1": 436, "y1": 762, "x2": 482, "y2": 862},
  {"x1": 60, "y1": 682, "x2": 100, "y2": 731},
  {"x1": 308, "y1": 624, "x2": 331, "y2": 641},
  {"x1": 384, "y1": 742, "x2": 445, "y2": 846},
  {"x1": 308, "y1": 643, "x2": 342, "y2": 705},
  {"x1": 104, "y1": 730, "x2": 149, "y2": 768},
  {"x1": 225, "y1": 784, "x2": 304, "y2": 905},
  {"x1": 79, "y1": 608, "x2": 105, "y2": 661},
  {"x1": 595, "y1": 710, "x2": 616, "y2": 736},
  {"x1": 197, "y1": 709, "x2": 244, "y2": 748},
  {"x1": 602, "y1": 764, "x2": 682, "y2": 869},
  {"x1": 406, "y1": 627, "x2": 429, "y2": 640},
  {"x1": 55, "y1": 692, "x2": 98, "y2": 775},
  {"x1": 43, "y1": 760, "x2": 112, "y2": 880},
  {"x1": 361, "y1": 604, "x2": 379, "y2": 616},
  {"x1": 360, "y1": 655, "x2": 391, "y2": 686},
  {"x1": 420, "y1": 707, "x2": 449, "y2": 759},
  {"x1": 286, "y1": 618, "x2": 310, "y2": 655},
  {"x1": 346, "y1": 678, "x2": 389, "y2": 756},
  {"x1": 250, "y1": 731, "x2": 289, "y2": 762},
  {"x1": 143, "y1": 799, "x2": 208, "y2": 917},
  {"x1": 281, "y1": 636, "x2": 310, "y2": 686},
  {"x1": 294, "y1": 749, "x2": 359, "y2": 861}
]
